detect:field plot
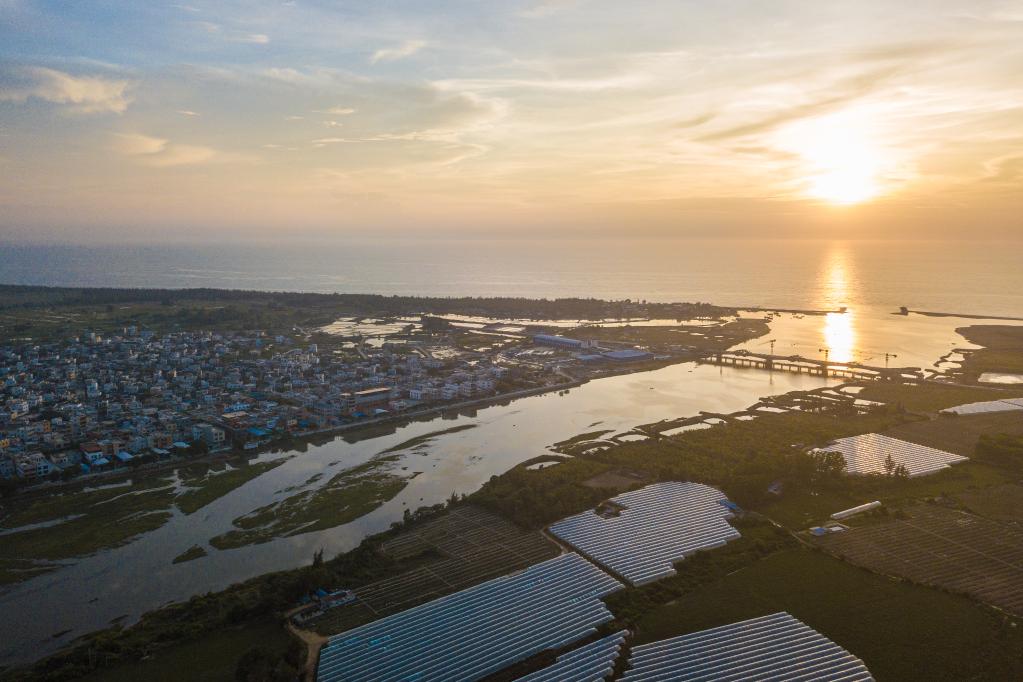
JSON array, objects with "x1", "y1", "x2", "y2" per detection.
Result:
[
  {"x1": 316, "y1": 553, "x2": 624, "y2": 682},
  {"x1": 549, "y1": 481, "x2": 740, "y2": 585},
  {"x1": 621, "y1": 612, "x2": 873, "y2": 682},
  {"x1": 308, "y1": 506, "x2": 559, "y2": 635},
  {"x1": 816, "y1": 504, "x2": 1023, "y2": 616},
  {"x1": 817, "y1": 432, "x2": 967, "y2": 477}
]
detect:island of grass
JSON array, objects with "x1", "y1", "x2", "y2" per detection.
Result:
[
  {"x1": 209, "y1": 458, "x2": 409, "y2": 550},
  {"x1": 175, "y1": 458, "x2": 289, "y2": 515},
  {"x1": 171, "y1": 545, "x2": 208, "y2": 565},
  {"x1": 0, "y1": 479, "x2": 177, "y2": 584},
  {"x1": 377, "y1": 423, "x2": 477, "y2": 455}
]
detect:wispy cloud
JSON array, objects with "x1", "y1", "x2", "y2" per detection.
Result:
[
  {"x1": 0, "y1": 66, "x2": 132, "y2": 113},
  {"x1": 234, "y1": 33, "x2": 269, "y2": 44},
  {"x1": 113, "y1": 132, "x2": 249, "y2": 167},
  {"x1": 370, "y1": 40, "x2": 425, "y2": 64},
  {"x1": 176, "y1": 109, "x2": 200, "y2": 116}
]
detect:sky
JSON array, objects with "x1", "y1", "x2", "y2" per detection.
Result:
[{"x1": 0, "y1": 0, "x2": 1021, "y2": 243}]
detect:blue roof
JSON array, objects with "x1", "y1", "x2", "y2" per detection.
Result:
[
  {"x1": 93, "y1": 457, "x2": 110, "y2": 466},
  {"x1": 115, "y1": 452, "x2": 134, "y2": 461},
  {"x1": 603, "y1": 349, "x2": 652, "y2": 360}
]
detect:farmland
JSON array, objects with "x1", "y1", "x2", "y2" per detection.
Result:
[{"x1": 815, "y1": 504, "x2": 1023, "y2": 617}]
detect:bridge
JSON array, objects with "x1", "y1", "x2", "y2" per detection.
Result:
[{"x1": 701, "y1": 350, "x2": 920, "y2": 382}]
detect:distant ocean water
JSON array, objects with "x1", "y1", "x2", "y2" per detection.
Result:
[{"x1": 1, "y1": 239, "x2": 1021, "y2": 317}]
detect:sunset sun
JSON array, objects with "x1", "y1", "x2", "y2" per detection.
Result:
[{"x1": 777, "y1": 110, "x2": 889, "y2": 205}]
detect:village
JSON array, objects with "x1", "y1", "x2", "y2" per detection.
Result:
[{"x1": 0, "y1": 317, "x2": 672, "y2": 488}]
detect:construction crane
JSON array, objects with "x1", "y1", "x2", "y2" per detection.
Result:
[
  {"x1": 818, "y1": 347, "x2": 830, "y2": 364},
  {"x1": 759, "y1": 338, "x2": 777, "y2": 355}
]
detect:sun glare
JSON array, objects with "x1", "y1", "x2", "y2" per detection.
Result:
[{"x1": 776, "y1": 110, "x2": 889, "y2": 205}]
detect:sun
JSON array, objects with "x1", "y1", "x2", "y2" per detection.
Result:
[{"x1": 775, "y1": 109, "x2": 889, "y2": 205}]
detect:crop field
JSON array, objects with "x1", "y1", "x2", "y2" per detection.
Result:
[
  {"x1": 308, "y1": 506, "x2": 560, "y2": 635},
  {"x1": 815, "y1": 504, "x2": 1023, "y2": 616}
]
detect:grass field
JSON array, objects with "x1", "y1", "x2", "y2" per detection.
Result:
[
  {"x1": 883, "y1": 411, "x2": 1023, "y2": 456},
  {"x1": 957, "y1": 483, "x2": 1023, "y2": 524},
  {"x1": 859, "y1": 381, "x2": 1023, "y2": 413},
  {"x1": 633, "y1": 548, "x2": 1023, "y2": 681},
  {"x1": 757, "y1": 459, "x2": 1009, "y2": 529},
  {"x1": 78, "y1": 620, "x2": 291, "y2": 682}
]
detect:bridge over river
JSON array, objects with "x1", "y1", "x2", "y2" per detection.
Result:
[{"x1": 701, "y1": 350, "x2": 922, "y2": 382}]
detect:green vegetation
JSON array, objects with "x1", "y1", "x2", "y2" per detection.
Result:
[
  {"x1": 171, "y1": 545, "x2": 208, "y2": 565},
  {"x1": 549, "y1": 429, "x2": 615, "y2": 455},
  {"x1": 956, "y1": 325, "x2": 1023, "y2": 382},
  {"x1": 77, "y1": 620, "x2": 295, "y2": 682},
  {"x1": 570, "y1": 318, "x2": 770, "y2": 353},
  {"x1": 0, "y1": 558, "x2": 55, "y2": 586},
  {"x1": 632, "y1": 548, "x2": 1023, "y2": 681},
  {"x1": 884, "y1": 411, "x2": 1023, "y2": 456},
  {"x1": 471, "y1": 457, "x2": 619, "y2": 527},
  {"x1": 175, "y1": 459, "x2": 289, "y2": 515},
  {"x1": 0, "y1": 284, "x2": 734, "y2": 342},
  {"x1": 975, "y1": 432, "x2": 1023, "y2": 469},
  {"x1": 859, "y1": 381, "x2": 1023, "y2": 413},
  {"x1": 210, "y1": 459, "x2": 409, "y2": 549},
  {"x1": 0, "y1": 480, "x2": 176, "y2": 581},
  {"x1": 957, "y1": 484, "x2": 1023, "y2": 524}
]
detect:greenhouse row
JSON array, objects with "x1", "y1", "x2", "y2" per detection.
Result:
[
  {"x1": 818, "y1": 432, "x2": 967, "y2": 477},
  {"x1": 316, "y1": 553, "x2": 624, "y2": 682},
  {"x1": 941, "y1": 397, "x2": 1023, "y2": 416},
  {"x1": 548, "y1": 481, "x2": 741, "y2": 585},
  {"x1": 620, "y1": 612, "x2": 874, "y2": 681},
  {"x1": 513, "y1": 630, "x2": 628, "y2": 682}
]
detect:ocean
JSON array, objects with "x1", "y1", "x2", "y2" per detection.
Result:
[{"x1": 1, "y1": 238, "x2": 1020, "y2": 317}]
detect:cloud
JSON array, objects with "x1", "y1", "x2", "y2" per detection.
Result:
[
  {"x1": 370, "y1": 40, "x2": 425, "y2": 64},
  {"x1": 113, "y1": 132, "x2": 237, "y2": 167},
  {"x1": 235, "y1": 33, "x2": 269, "y2": 44},
  {"x1": 176, "y1": 109, "x2": 200, "y2": 116},
  {"x1": 325, "y1": 106, "x2": 356, "y2": 115},
  {"x1": 0, "y1": 66, "x2": 132, "y2": 113}
]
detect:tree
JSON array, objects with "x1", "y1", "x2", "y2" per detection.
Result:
[{"x1": 883, "y1": 452, "x2": 896, "y2": 477}]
